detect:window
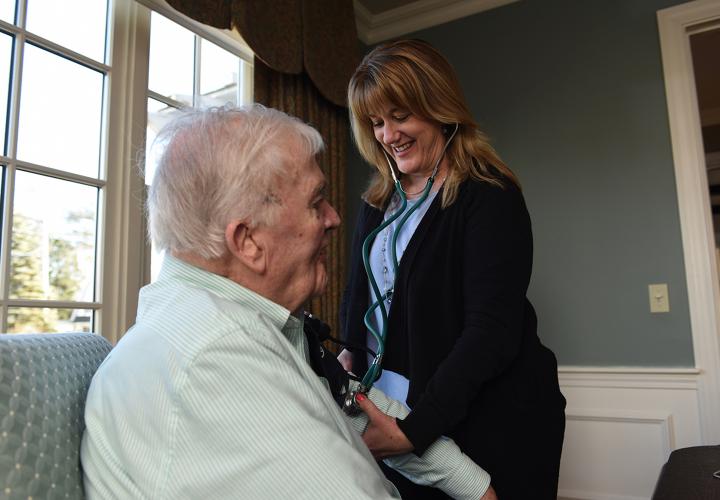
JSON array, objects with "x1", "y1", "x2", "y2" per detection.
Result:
[
  {"x1": 0, "y1": 0, "x2": 109, "y2": 333},
  {"x1": 0, "y1": 0, "x2": 252, "y2": 339},
  {"x1": 145, "y1": 9, "x2": 252, "y2": 280}
]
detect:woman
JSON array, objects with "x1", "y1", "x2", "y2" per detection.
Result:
[{"x1": 340, "y1": 39, "x2": 566, "y2": 499}]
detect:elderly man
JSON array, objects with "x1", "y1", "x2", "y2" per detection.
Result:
[{"x1": 81, "y1": 106, "x2": 495, "y2": 499}]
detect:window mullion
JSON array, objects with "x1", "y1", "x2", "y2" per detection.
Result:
[
  {"x1": 240, "y1": 59, "x2": 253, "y2": 105},
  {"x1": 0, "y1": 166, "x2": 14, "y2": 331},
  {"x1": 11, "y1": 159, "x2": 106, "y2": 188},
  {"x1": 148, "y1": 89, "x2": 185, "y2": 109},
  {"x1": 0, "y1": 0, "x2": 28, "y2": 331},
  {"x1": 7, "y1": 299, "x2": 101, "y2": 309},
  {"x1": 193, "y1": 35, "x2": 200, "y2": 106},
  {"x1": 16, "y1": 0, "x2": 27, "y2": 28},
  {"x1": 0, "y1": 21, "x2": 111, "y2": 74}
]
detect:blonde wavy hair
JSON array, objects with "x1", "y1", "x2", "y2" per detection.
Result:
[{"x1": 348, "y1": 39, "x2": 519, "y2": 209}]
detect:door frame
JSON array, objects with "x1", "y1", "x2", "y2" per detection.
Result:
[{"x1": 657, "y1": 0, "x2": 720, "y2": 444}]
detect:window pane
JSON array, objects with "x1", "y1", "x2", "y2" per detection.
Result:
[
  {"x1": 145, "y1": 98, "x2": 181, "y2": 186},
  {"x1": 10, "y1": 171, "x2": 98, "y2": 302},
  {"x1": 17, "y1": 45, "x2": 104, "y2": 177},
  {"x1": 0, "y1": 32, "x2": 11, "y2": 154},
  {"x1": 7, "y1": 308, "x2": 94, "y2": 333},
  {"x1": 0, "y1": 0, "x2": 14, "y2": 24},
  {"x1": 146, "y1": 99, "x2": 180, "y2": 283},
  {"x1": 149, "y1": 12, "x2": 194, "y2": 105},
  {"x1": 0, "y1": 164, "x2": 4, "y2": 249},
  {"x1": 26, "y1": 0, "x2": 107, "y2": 62},
  {"x1": 199, "y1": 39, "x2": 239, "y2": 107}
]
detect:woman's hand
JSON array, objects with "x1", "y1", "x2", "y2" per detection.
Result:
[
  {"x1": 355, "y1": 393, "x2": 414, "y2": 459},
  {"x1": 481, "y1": 485, "x2": 498, "y2": 500},
  {"x1": 337, "y1": 349, "x2": 353, "y2": 372}
]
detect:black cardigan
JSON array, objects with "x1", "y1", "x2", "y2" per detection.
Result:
[{"x1": 340, "y1": 178, "x2": 565, "y2": 456}]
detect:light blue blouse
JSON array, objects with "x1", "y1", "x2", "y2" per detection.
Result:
[{"x1": 367, "y1": 188, "x2": 440, "y2": 406}]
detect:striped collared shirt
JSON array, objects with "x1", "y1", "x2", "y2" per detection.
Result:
[{"x1": 81, "y1": 255, "x2": 399, "y2": 499}]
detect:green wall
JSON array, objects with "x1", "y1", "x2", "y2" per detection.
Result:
[{"x1": 346, "y1": 0, "x2": 696, "y2": 366}]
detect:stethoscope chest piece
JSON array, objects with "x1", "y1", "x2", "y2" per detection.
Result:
[{"x1": 342, "y1": 388, "x2": 367, "y2": 416}]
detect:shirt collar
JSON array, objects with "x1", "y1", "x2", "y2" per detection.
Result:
[{"x1": 158, "y1": 254, "x2": 293, "y2": 333}]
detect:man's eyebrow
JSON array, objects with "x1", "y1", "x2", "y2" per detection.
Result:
[{"x1": 312, "y1": 181, "x2": 327, "y2": 198}]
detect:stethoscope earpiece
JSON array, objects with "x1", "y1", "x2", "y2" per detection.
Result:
[{"x1": 443, "y1": 122, "x2": 459, "y2": 137}]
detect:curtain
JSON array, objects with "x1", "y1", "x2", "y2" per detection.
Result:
[
  {"x1": 255, "y1": 59, "x2": 348, "y2": 336},
  {"x1": 165, "y1": 0, "x2": 359, "y2": 107}
]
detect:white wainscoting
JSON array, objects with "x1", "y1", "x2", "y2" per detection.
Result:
[{"x1": 556, "y1": 368, "x2": 702, "y2": 500}]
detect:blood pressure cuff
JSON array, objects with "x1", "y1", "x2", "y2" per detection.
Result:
[{"x1": 303, "y1": 314, "x2": 350, "y2": 408}]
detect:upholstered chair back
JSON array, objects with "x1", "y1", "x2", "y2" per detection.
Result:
[{"x1": 0, "y1": 333, "x2": 112, "y2": 499}]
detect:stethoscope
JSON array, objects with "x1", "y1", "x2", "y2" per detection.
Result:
[{"x1": 343, "y1": 122, "x2": 459, "y2": 415}]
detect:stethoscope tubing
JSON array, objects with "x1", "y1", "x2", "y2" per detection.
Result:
[{"x1": 359, "y1": 123, "x2": 459, "y2": 390}]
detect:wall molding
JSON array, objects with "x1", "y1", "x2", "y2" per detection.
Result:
[
  {"x1": 559, "y1": 365, "x2": 700, "y2": 374},
  {"x1": 657, "y1": 0, "x2": 720, "y2": 445},
  {"x1": 566, "y1": 409, "x2": 675, "y2": 453},
  {"x1": 353, "y1": 0, "x2": 519, "y2": 45},
  {"x1": 558, "y1": 370, "x2": 701, "y2": 500},
  {"x1": 558, "y1": 489, "x2": 651, "y2": 500},
  {"x1": 559, "y1": 369, "x2": 699, "y2": 390}
]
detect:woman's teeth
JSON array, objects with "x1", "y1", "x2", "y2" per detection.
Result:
[{"x1": 393, "y1": 143, "x2": 411, "y2": 152}]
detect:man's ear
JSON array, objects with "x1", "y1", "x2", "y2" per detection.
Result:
[{"x1": 225, "y1": 220, "x2": 266, "y2": 273}]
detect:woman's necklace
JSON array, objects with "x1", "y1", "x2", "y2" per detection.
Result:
[{"x1": 401, "y1": 183, "x2": 426, "y2": 197}]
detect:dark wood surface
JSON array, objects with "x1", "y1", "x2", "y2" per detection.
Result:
[{"x1": 652, "y1": 446, "x2": 720, "y2": 499}]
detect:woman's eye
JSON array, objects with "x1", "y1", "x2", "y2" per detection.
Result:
[
  {"x1": 371, "y1": 121, "x2": 383, "y2": 128},
  {"x1": 393, "y1": 114, "x2": 409, "y2": 122}
]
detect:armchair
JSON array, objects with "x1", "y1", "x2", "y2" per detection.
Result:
[{"x1": 0, "y1": 333, "x2": 112, "y2": 499}]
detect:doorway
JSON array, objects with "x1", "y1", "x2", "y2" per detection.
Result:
[
  {"x1": 657, "y1": 0, "x2": 720, "y2": 444},
  {"x1": 689, "y1": 27, "x2": 720, "y2": 266}
]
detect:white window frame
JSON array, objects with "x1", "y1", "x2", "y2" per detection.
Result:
[
  {"x1": 139, "y1": 0, "x2": 253, "y2": 106},
  {"x1": 0, "y1": 1, "x2": 112, "y2": 334}
]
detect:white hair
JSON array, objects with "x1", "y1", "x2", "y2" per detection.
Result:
[{"x1": 147, "y1": 104, "x2": 325, "y2": 260}]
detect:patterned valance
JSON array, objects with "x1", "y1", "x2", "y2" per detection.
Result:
[{"x1": 166, "y1": 0, "x2": 360, "y2": 107}]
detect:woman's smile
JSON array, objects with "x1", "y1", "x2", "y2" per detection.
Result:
[
  {"x1": 371, "y1": 109, "x2": 447, "y2": 180},
  {"x1": 392, "y1": 141, "x2": 414, "y2": 155}
]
